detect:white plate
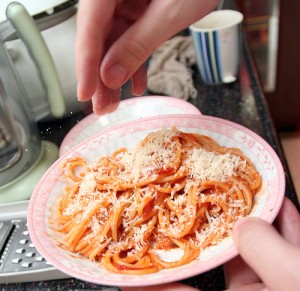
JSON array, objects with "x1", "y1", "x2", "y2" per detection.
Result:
[
  {"x1": 28, "y1": 114, "x2": 285, "y2": 287},
  {"x1": 59, "y1": 96, "x2": 201, "y2": 155}
]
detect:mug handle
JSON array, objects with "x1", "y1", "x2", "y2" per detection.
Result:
[{"x1": 6, "y1": 2, "x2": 66, "y2": 118}]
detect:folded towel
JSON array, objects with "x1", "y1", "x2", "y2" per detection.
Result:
[{"x1": 147, "y1": 35, "x2": 197, "y2": 100}]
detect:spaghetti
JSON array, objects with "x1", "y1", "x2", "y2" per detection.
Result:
[{"x1": 50, "y1": 128, "x2": 261, "y2": 274}]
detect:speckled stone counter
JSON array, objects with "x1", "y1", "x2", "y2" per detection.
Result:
[{"x1": 1, "y1": 35, "x2": 298, "y2": 291}]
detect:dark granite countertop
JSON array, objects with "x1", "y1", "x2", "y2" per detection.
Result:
[{"x1": 1, "y1": 34, "x2": 299, "y2": 291}]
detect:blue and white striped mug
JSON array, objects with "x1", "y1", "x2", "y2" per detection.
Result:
[{"x1": 189, "y1": 10, "x2": 244, "y2": 84}]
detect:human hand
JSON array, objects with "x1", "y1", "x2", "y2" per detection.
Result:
[
  {"x1": 224, "y1": 197, "x2": 300, "y2": 291},
  {"x1": 121, "y1": 197, "x2": 300, "y2": 291},
  {"x1": 75, "y1": 0, "x2": 220, "y2": 114}
]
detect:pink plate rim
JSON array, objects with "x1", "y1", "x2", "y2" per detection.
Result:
[
  {"x1": 27, "y1": 114, "x2": 285, "y2": 287},
  {"x1": 59, "y1": 96, "x2": 201, "y2": 156}
]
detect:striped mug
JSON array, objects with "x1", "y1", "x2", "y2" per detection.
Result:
[{"x1": 189, "y1": 10, "x2": 244, "y2": 84}]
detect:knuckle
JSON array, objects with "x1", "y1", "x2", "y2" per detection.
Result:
[{"x1": 122, "y1": 38, "x2": 152, "y2": 66}]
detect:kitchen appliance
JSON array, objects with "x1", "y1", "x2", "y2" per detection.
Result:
[
  {"x1": 0, "y1": 201, "x2": 68, "y2": 283},
  {"x1": 0, "y1": 0, "x2": 79, "y2": 121},
  {"x1": 0, "y1": 2, "x2": 92, "y2": 283},
  {"x1": 0, "y1": 2, "x2": 72, "y2": 282},
  {"x1": 0, "y1": 3, "x2": 60, "y2": 203}
]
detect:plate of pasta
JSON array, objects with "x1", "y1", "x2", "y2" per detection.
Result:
[
  {"x1": 27, "y1": 114, "x2": 285, "y2": 287},
  {"x1": 59, "y1": 96, "x2": 201, "y2": 156}
]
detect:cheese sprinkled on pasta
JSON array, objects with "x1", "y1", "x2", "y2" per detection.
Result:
[{"x1": 51, "y1": 128, "x2": 261, "y2": 274}]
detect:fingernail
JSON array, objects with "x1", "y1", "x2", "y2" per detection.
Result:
[
  {"x1": 233, "y1": 217, "x2": 249, "y2": 233},
  {"x1": 105, "y1": 64, "x2": 128, "y2": 88},
  {"x1": 132, "y1": 87, "x2": 145, "y2": 96},
  {"x1": 233, "y1": 217, "x2": 262, "y2": 241},
  {"x1": 77, "y1": 85, "x2": 83, "y2": 101},
  {"x1": 76, "y1": 82, "x2": 90, "y2": 101}
]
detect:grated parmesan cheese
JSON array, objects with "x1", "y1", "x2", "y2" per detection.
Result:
[
  {"x1": 129, "y1": 128, "x2": 178, "y2": 181},
  {"x1": 184, "y1": 148, "x2": 245, "y2": 182},
  {"x1": 56, "y1": 128, "x2": 260, "y2": 269}
]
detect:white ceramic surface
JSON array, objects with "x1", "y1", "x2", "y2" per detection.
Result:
[
  {"x1": 59, "y1": 96, "x2": 201, "y2": 155},
  {"x1": 28, "y1": 114, "x2": 285, "y2": 287},
  {"x1": 189, "y1": 10, "x2": 243, "y2": 84}
]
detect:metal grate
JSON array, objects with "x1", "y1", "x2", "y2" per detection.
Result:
[{"x1": 0, "y1": 218, "x2": 52, "y2": 273}]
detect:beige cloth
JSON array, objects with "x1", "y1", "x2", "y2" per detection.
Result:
[{"x1": 147, "y1": 35, "x2": 197, "y2": 100}]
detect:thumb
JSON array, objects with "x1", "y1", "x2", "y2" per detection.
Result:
[{"x1": 233, "y1": 217, "x2": 300, "y2": 291}]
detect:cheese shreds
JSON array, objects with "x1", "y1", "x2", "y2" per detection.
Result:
[
  {"x1": 53, "y1": 127, "x2": 261, "y2": 274},
  {"x1": 184, "y1": 148, "x2": 245, "y2": 182},
  {"x1": 129, "y1": 128, "x2": 178, "y2": 181},
  {"x1": 78, "y1": 172, "x2": 97, "y2": 197}
]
